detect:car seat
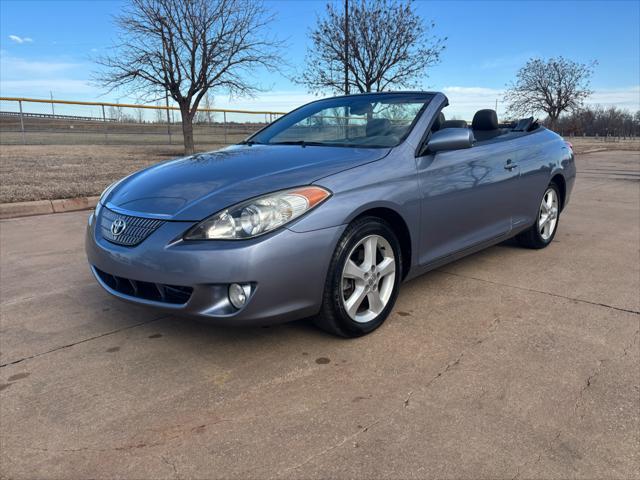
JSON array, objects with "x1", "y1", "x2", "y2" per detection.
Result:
[
  {"x1": 366, "y1": 118, "x2": 391, "y2": 137},
  {"x1": 472, "y1": 109, "x2": 501, "y2": 141},
  {"x1": 441, "y1": 119, "x2": 468, "y2": 129}
]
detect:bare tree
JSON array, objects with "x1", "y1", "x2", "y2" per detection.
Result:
[
  {"x1": 504, "y1": 57, "x2": 596, "y2": 129},
  {"x1": 554, "y1": 105, "x2": 639, "y2": 137},
  {"x1": 299, "y1": 0, "x2": 445, "y2": 94},
  {"x1": 154, "y1": 101, "x2": 165, "y2": 123},
  {"x1": 194, "y1": 93, "x2": 215, "y2": 123},
  {"x1": 97, "y1": 0, "x2": 281, "y2": 154}
]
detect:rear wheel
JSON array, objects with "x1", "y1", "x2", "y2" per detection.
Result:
[
  {"x1": 517, "y1": 182, "x2": 560, "y2": 249},
  {"x1": 314, "y1": 217, "x2": 402, "y2": 337}
]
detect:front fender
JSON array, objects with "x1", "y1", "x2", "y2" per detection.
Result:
[
  {"x1": 287, "y1": 151, "x2": 421, "y2": 271},
  {"x1": 288, "y1": 149, "x2": 420, "y2": 233}
]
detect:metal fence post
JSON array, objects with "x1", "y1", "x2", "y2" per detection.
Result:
[
  {"x1": 223, "y1": 111, "x2": 228, "y2": 144},
  {"x1": 165, "y1": 92, "x2": 172, "y2": 145},
  {"x1": 101, "y1": 104, "x2": 108, "y2": 144},
  {"x1": 18, "y1": 100, "x2": 26, "y2": 145}
]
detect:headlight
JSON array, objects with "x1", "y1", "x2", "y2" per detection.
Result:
[{"x1": 184, "y1": 186, "x2": 331, "y2": 240}]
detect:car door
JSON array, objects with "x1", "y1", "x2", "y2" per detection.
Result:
[
  {"x1": 415, "y1": 139, "x2": 521, "y2": 266},
  {"x1": 509, "y1": 133, "x2": 568, "y2": 231}
]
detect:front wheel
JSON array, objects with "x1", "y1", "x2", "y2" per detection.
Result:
[
  {"x1": 313, "y1": 217, "x2": 402, "y2": 337},
  {"x1": 517, "y1": 182, "x2": 561, "y2": 249}
]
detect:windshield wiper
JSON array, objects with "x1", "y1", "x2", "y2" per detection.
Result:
[
  {"x1": 238, "y1": 140, "x2": 265, "y2": 146},
  {"x1": 268, "y1": 140, "x2": 327, "y2": 148}
]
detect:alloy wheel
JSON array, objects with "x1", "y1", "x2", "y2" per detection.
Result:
[
  {"x1": 539, "y1": 187, "x2": 559, "y2": 241},
  {"x1": 341, "y1": 234, "x2": 396, "y2": 323}
]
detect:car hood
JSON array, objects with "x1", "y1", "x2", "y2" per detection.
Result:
[{"x1": 104, "y1": 144, "x2": 390, "y2": 221}]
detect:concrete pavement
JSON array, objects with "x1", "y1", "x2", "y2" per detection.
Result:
[{"x1": 1, "y1": 150, "x2": 638, "y2": 479}]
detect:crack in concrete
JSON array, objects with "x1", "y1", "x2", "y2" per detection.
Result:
[
  {"x1": 13, "y1": 416, "x2": 242, "y2": 457},
  {"x1": 512, "y1": 430, "x2": 564, "y2": 480},
  {"x1": 273, "y1": 418, "x2": 382, "y2": 478},
  {"x1": 573, "y1": 329, "x2": 639, "y2": 419},
  {"x1": 622, "y1": 329, "x2": 640, "y2": 357},
  {"x1": 18, "y1": 446, "x2": 93, "y2": 453},
  {"x1": 0, "y1": 315, "x2": 169, "y2": 368},
  {"x1": 512, "y1": 452, "x2": 542, "y2": 480},
  {"x1": 16, "y1": 433, "x2": 182, "y2": 456},
  {"x1": 276, "y1": 312, "x2": 636, "y2": 478},
  {"x1": 439, "y1": 270, "x2": 640, "y2": 315},
  {"x1": 425, "y1": 351, "x2": 465, "y2": 388},
  {"x1": 573, "y1": 358, "x2": 606, "y2": 419},
  {"x1": 274, "y1": 317, "x2": 497, "y2": 477},
  {"x1": 511, "y1": 329, "x2": 639, "y2": 479},
  {"x1": 161, "y1": 455, "x2": 181, "y2": 480}
]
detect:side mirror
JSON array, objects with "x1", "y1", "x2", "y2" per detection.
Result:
[{"x1": 425, "y1": 128, "x2": 474, "y2": 153}]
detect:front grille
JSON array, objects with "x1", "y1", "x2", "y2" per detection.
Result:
[
  {"x1": 99, "y1": 206, "x2": 165, "y2": 246},
  {"x1": 94, "y1": 267, "x2": 193, "y2": 305}
]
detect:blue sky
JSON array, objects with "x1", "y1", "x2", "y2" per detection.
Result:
[{"x1": 1, "y1": 0, "x2": 639, "y2": 119}]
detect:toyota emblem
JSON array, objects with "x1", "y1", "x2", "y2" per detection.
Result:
[{"x1": 110, "y1": 218, "x2": 127, "y2": 236}]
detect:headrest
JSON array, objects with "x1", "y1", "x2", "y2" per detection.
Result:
[
  {"x1": 472, "y1": 109, "x2": 498, "y2": 131},
  {"x1": 366, "y1": 118, "x2": 391, "y2": 137},
  {"x1": 431, "y1": 113, "x2": 445, "y2": 132},
  {"x1": 442, "y1": 119, "x2": 468, "y2": 129}
]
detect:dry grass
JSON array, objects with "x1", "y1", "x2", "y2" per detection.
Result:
[
  {"x1": 0, "y1": 144, "x2": 221, "y2": 203},
  {"x1": 1, "y1": 138, "x2": 638, "y2": 204},
  {"x1": 568, "y1": 137, "x2": 640, "y2": 154}
]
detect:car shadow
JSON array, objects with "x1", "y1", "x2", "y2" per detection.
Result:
[{"x1": 139, "y1": 309, "x2": 331, "y2": 343}]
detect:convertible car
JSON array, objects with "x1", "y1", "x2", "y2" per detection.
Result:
[{"x1": 86, "y1": 92, "x2": 575, "y2": 337}]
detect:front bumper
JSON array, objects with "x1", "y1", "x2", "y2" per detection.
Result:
[{"x1": 85, "y1": 210, "x2": 345, "y2": 326}]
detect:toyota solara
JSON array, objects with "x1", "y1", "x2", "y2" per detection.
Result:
[{"x1": 86, "y1": 91, "x2": 575, "y2": 337}]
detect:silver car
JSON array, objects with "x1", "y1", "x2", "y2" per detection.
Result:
[{"x1": 86, "y1": 92, "x2": 575, "y2": 337}]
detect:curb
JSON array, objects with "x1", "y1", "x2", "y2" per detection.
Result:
[{"x1": 0, "y1": 196, "x2": 99, "y2": 220}]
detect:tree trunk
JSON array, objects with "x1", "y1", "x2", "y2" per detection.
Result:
[{"x1": 180, "y1": 103, "x2": 195, "y2": 155}]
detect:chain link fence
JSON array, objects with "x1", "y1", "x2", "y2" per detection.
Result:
[{"x1": 0, "y1": 97, "x2": 286, "y2": 147}]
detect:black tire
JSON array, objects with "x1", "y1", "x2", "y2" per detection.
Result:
[
  {"x1": 517, "y1": 182, "x2": 561, "y2": 249},
  {"x1": 313, "y1": 216, "x2": 402, "y2": 337}
]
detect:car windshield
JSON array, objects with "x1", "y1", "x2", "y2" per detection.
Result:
[{"x1": 246, "y1": 93, "x2": 433, "y2": 148}]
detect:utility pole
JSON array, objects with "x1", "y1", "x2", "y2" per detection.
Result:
[
  {"x1": 344, "y1": 0, "x2": 349, "y2": 95},
  {"x1": 18, "y1": 99, "x2": 25, "y2": 145},
  {"x1": 50, "y1": 91, "x2": 55, "y2": 117},
  {"x1": 165, "y1": 90, "x2": 172, "y2": 145}
]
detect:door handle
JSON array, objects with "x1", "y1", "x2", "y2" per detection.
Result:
[{"x1": 504, "y1": 159, "x2": 518, "y2": 170}]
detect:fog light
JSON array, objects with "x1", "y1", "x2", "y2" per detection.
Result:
[{"x1": 228, "y1": 283, "x2": 248, "y2": 309}]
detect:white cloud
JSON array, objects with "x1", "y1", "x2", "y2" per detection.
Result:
[
  {"x1": 8, "y1": 35, "x2": 33, "y2": 44},
  {"x1": 0, "y1": 52, "x2": 92, "y2": 99},
  {"x1": 0, "y1": 79, "x2": 94, "y2": 95},
  {"x1": 587, "y1": 86, "x2": 640, "y2": 111},
  {"x1": 441, "y1": 86, "x2": 504, "y2": 120},
  {"x1": 0, "y1": 53, "x2": 81, "y2": 78},
  {"x1": 9, "y1": 58, "x2": 80, "y2": 76}
]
